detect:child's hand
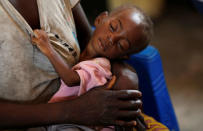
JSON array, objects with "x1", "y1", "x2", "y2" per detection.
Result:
[
  {"x1": 32, "y1": 29, "x2": 54, "y2": 55},
  {"x1": 106, "y1": 75, "x2": 116, "y2": 90}
]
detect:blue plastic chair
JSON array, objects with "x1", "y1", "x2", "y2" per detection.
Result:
[
  {"x1": 125, "y1": 45, "x2": 179, "y2": 131},
  {"x1": 192, "y1": 0, "x2": 203, "y2": 15}
]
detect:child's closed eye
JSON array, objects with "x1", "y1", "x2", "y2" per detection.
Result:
[
  {"x1": 109, "y1": 19, "x2": 120, "y2": 32},
  {"x1": 117, "y1": 39, "x2": 130, "y2": 51}
]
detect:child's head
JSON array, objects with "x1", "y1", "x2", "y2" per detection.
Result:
[{"x1": 86, "y1": 5, "x2": 153, "y2": 59}]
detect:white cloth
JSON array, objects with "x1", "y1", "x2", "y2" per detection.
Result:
[
  {"x1": 70, "y1": 0, "x2": 80, "y2": 8},
  {"x1": 38, "y1": 0, "x2": 80, "y2": 66},
  {"x1": 0, "y1": 0, "x2": 79, "y2": 102}
]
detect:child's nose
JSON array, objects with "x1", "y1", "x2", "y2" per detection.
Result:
[
  {"x1": 107, "y1": 33, "x2": 121, "y2": 44},
  {"x1": 106, "y1": 35, "x2": 113, "y2": 45}
]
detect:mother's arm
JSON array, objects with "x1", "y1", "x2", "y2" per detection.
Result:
[
  {"x1": 72, "y1": 3, "x2": 93, "y2": 51},
  {"x1": 0, "y1": 87, "x2": 142, "y2": 129}
]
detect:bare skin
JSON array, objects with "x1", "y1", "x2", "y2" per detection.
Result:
[
  {"x1": 80, "y1": 8, "x2": 149, "y2": 60},
  {"x1": 0, "y1": 0, "x2": 145, "y2": 130}
]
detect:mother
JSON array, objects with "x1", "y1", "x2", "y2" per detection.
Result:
[{"x1": 0, "y1": 0, "x2": 143, "y2": 130}]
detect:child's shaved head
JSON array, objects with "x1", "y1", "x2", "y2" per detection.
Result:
[
  {"x1": 110, "y1": 5, "x2": 153, "y2": 48},
  {"x1": 82, "y1": 4, "x2": 154, "y2": 60}
]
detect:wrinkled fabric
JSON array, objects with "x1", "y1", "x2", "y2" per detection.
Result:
[
  {"x1": 49, "y1": 57, "x2": 112, "y2": 103},
  {"x1": 27, "y1": 124, "x2": 95, "y2": 131},
  {"x1": 134, "y1": 114, "x2": 169, "y2": 131},
  {"x1": 38, "y1": 0, "x2": 80, "y2": 67},
  {"x1": 0, "y1": 0, "x2": 79, "y2": 102},
  {"x1": 47, "y1": 124, "x2": 95, "y2": 131}
]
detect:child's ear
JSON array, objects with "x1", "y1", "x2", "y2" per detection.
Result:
[{"x1": 94, "y1": 11, "x2": 109, "y2": 27}]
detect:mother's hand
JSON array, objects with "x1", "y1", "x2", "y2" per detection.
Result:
[{"x1": 63, "y1": 86, "x2": 142, "y2": 126}]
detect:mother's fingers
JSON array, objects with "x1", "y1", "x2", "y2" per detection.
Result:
[
  {"x1": 116, "y1": 109, "x2": 142, "y2": 120},
  {"x1": 114, "y1": 120, "x2": 137, "y2": 126},
  {"x1": 114, "y1": 90, "x2": 142, "y2": 100},
  {"x1": 136, "y1": 117, "x2": 146, "y2": 131},
  {"x1": 137, "y1": 114, "x2": 148, "y2": 129},
  {"x1": 118, "y1": 99, "x2": 142, "y2": 110}
]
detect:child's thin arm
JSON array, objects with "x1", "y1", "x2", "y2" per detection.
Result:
[{"x1": 32, "y1": 29, "x2": 80, "y2": 86}]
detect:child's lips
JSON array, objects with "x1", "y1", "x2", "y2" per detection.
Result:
[{"x1": 98, "y1": 38, "x2": 105, "y2": 51}]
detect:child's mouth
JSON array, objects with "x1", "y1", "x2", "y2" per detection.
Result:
[{"x1": 98, "y1": 38, "x2": 105, "y2": 51}]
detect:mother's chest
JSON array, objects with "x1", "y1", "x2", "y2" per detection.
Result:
[{"x1": 9, "y1": 0, "x2": 40, "y2": 29}]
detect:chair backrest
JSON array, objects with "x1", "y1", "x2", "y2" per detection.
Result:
[
  {"x1": 192, "y1": 0, "x2": 203, "y2": 14},
  {"x1": 126, "y1": 45, "x2": 179, "y2": 131}
]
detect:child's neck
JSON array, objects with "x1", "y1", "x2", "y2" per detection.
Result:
[{"x1": 79, "y1": 44, "x2": 97, "y2": 61}]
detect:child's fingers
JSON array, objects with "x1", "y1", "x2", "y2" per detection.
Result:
[
  {"x1": 32, "y1": 29, "x2": 48, "y2": 45},
  {"x1": 31, "y1": 37, "x2": 37, "y2": 45},
  {"x1": 33, "y1": 29, "x2": 40, "y2": 38},
  {"x1": 106, "y1": 75, "x2": 116, "y2": 90},
  {"x1": 31, "y1": 30, "x2": 40, "y2": 45},
  {"x1": 33, "y1": 29, "x2": 48, "y2": 38}
]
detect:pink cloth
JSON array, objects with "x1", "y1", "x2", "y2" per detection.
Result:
[
  {"x1": 49, "y1": 57, "x2": 112, "y2": 103},
  {"x1": 49, "y1": 57, "x2": 114, "y2": 131}
]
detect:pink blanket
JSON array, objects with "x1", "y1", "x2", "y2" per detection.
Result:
[{"x1": 49, "y1": 57, "x2": 112, "y2": 103}]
